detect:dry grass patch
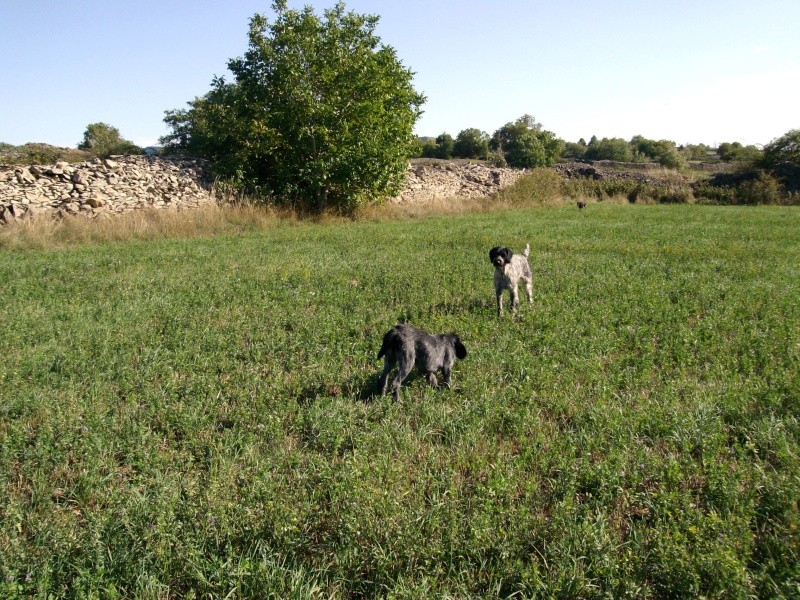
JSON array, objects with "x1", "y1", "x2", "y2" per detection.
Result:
[{"x1": 0, "y1": 203, "x2": 294, "y2": 251}]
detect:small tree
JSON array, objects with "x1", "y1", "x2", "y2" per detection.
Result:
[
  {"x1": 490, "y1": 115, "x2": 563, "y2": 168},
  {"x1": 434, "y1": 133, "x2": 455, "y2": 159},
  {"x1": 453, "y1": 128, "x2": 490, "y2": 159},
  {"x1": 630, "y1": 136, "x2": 685, "y2": 169},
  {"x1": 162, "y1": 1, "x2": 425, "y2": 212},
  {"x1": 78, "y1": 123, "x2": 141, "y2": 157}
]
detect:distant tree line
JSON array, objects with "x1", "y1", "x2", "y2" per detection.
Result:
[{"x1": 415, "y1": 115, "x2": 564, "y2": 169}]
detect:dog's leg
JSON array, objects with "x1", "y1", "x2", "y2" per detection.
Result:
[
  {"x1": 440, "y1": 366, "x2": 451, "y2": 387},
  {"x1": 510, "y1": 284, "x2": 519, "y2": 313},
  {"x1": 525, "y1": 277, "x2": 533, "y2": 305},
  {"x1": 426, "y1": 371, "x2": 439, "y2": 387},
  {"x1": 377, "y1": 356, "x2": 394, "y2": 395},
  {"x1": 391, "y1": 353, "x2": 414, "y2": 400},
  {"x1": 495, "y1": 288, "x2": 504, "y2": 316}
]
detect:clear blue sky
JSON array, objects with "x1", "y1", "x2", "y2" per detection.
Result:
[{"x1": 1, "y1": 0, "x2": 798, "y2": 149}]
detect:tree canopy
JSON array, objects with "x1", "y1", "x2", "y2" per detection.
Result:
[
  {"x1": 77, "y1": 123, "x2": 141, "y2": 158},
  {"x1": 162, "y1": 1, "x2": 425, "y2": 211},
  {"x1": 490, "y1": 115, "x2": 563, "y2": 168},
  {"x1": 762, "y1": 129, "x2": 800, "y2": 168}
]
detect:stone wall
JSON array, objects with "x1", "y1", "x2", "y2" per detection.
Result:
[
  {"x1": 0, "y1": 156, "x2": 214, "y2": 223},
  {"x1": 0, "y1": 156, "x2": 527, "y2": 224},
  {"x1": 389, "y1": 162, "x2": 526, "y2": 204}
]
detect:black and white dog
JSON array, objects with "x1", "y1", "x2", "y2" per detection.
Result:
[
  {"x1": 377, "y1": 324, "x2": 467, "y2": 399},
  {"x1": 489, "y1": 244, "x2": 533, "y2": 316}
]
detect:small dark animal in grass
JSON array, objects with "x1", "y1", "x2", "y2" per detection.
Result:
[
  {"x1": 489, "y1": 244, "x2": 533, "y2": 316},
  {"x1": 577, "y1": 200, "x2": 587, "y2": 209},
  {"x1": 377, "y1": 324, "x2": 467, "y2": 399}
]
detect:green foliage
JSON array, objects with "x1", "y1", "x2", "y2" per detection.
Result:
[
  {"x1": 408, "y1": 137, "x2": 425, "y2": 158},
  {"x1": 0, "y1": 143, "x2": 91, "y2": 166},
  {"x1": 717, "y1": 141, "x2": 762, "y2": 164},
  {"x1": 2, "y1": 206, "x2": 799, "y2": 597},
  {"x1": 453, "y1": 128, "x2": 490, "y2": 159},
  {"x1": 77, "y1": 123, "x2": 141, "y2": 158},
  {"x1": 681, "y1": 143, "x2": 713, "y2": 162},
  {"x1": 491, "y1": 115, "x2": 563, "y2": 168},
  {"x1": 584, "y1": 136, "x2": 634, "y2": 162},
  {"x1": 562, "y1": 138, "x2": 587, "y2": 159},
  {"x1": 630, "y1": 136, "x2": 686, "y2": 169},
  {"x1": 162, "y1": 1, "x2": 425, "y2": 212},
  {"x1": 494, "y1": 168, "x2": 563, "y2": 204},
  {"x1": 433, "y1": 132, "x2": 455, "y2": 159},
  {"x1": 762, "y1": 128, "x2": 800, "y2": 168},
  {"x1": 735, "y1": 170, "x2": 786, "y2": 205}
]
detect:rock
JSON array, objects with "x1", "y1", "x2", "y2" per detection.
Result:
[{"x1": 0, "y1": 156, "x2": 214, "y2": 223}]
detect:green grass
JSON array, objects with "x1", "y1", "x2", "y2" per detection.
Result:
[{"x1": 1, "y1": 204, "x2": 799, "y2": 598}]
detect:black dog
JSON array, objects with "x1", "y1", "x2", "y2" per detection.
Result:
[{"x1": 377, "y1": 324, "x2": 467, "y2": 399}]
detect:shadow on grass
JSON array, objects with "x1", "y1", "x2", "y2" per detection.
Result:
[{"x1": 297, "y1": 372, "x2": 386, "y2": 405}]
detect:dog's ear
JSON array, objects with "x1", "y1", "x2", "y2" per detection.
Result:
[
  {"x1": 453, "y1": 336, "x2": 467, "y2": 360},
  {"x1": 489, "y1": 247, "x2": 500, "y2": 261},
  {"x1": 502, "y1": 247, "x2": 513, "y2": 262}
]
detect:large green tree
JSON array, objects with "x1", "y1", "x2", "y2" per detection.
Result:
[{"x1": 162, "y1": 1, "x2": 425, "y2": 211}]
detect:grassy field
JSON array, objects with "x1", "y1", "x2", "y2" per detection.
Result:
[{"x1": 1, "y1": 204, "x2": 799, "y2": 598}]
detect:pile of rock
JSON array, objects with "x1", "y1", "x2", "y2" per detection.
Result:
[
  {"x1": 389, "y1": 162, "x2": 526, "y2": 204},
  {"x1": 551, "y1": 161, "x2": 669, "y2": 185},
  {"x1": 0, "y1": 156, "x2": 214, "y2": 223}
]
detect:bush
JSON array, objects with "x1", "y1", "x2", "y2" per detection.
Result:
[
  {"x1": 585, "y1": 137, "x2": 633, "y2": 162},
  {"x1": 0, "y1": 143, "x2": 92, "y2": 166},
  {"x1": 735, "y1": 171, "x2": 785, "y2": 205},
  {"x1": 691, "y1": 181, "x2": 737, "y2": 205},
  {"x1": 493, "y1": 168, "x2": 562, "y2": 204}
]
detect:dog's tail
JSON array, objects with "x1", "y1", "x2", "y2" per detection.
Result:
[
  {"x1": 523, "y1": 243, "x2": 530, "y2": 257},
  {"x1": 377, "y1": 328, "x2": 397, "y2": 360}
]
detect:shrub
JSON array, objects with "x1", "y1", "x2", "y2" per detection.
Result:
[
  {"x1": 735, "y1": 171, "x2": 785, "y2": 205},
  {"x1": 585, "y1": 137, "x2": 633, "y2": 162},
  {"x1": 493, "y1": 168, "x2": 563, "y2": 204}
]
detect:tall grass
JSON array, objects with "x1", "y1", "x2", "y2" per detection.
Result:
[{"x1": 1, "y1": 204, "x2": 799, "y2": 597}]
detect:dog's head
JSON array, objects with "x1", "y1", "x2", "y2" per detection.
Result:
[
  {"x1": 489, "y1": 246, "x2": 513, "y2": 270},
  {"x1": 446, "y1": 333, "x2": 468, "y2": 360}
]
